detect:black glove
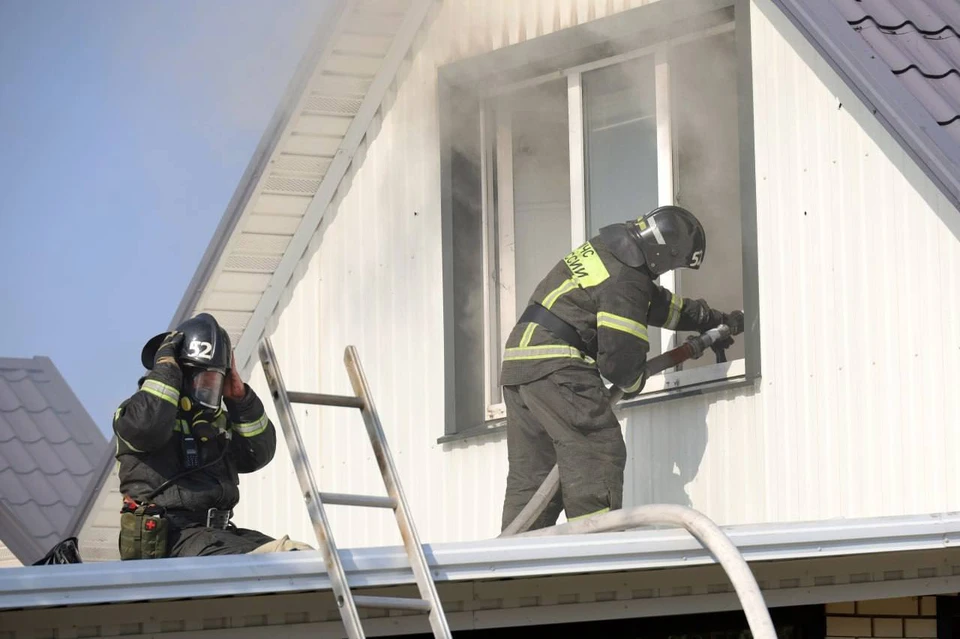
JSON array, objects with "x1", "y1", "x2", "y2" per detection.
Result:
[
  {"x1": 711, "y1": 311, "x2": 744, "y2": 352},
  {"x1": 725, "y1": 310, "x2": 745, "y2": 335},
  {"x1": 154, "y1": 331, "x2": 183, "y2": 368}
]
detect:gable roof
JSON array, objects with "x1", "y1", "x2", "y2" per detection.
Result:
[
  {"x1": 772, "y1": 0, "x2": 960, "y2": 212},
  {"x1": 0, "y1": 357, "x2": 109, "y2": 565},
  {"x1": 170, "y1": 0, "x2": 434, "y2": 375},
  {"x1": 75, "y1": 0, "x2": 960, "y2": 543}
]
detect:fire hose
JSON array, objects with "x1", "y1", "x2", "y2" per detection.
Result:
[
  {"x1": 499, "y1": 321, "x2": 742, "y2": 537},
  {"x1": 495, "y1": 316, "x2": 775, "y2": 639}
]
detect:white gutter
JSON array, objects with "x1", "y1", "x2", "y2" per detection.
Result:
[{"x1": 3, "y1": 512, "x2": 960, "y2": 611}]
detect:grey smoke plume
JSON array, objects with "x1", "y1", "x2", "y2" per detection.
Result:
[{"x1": 444, "y1": 5, "x2": 746, "y2": 414}]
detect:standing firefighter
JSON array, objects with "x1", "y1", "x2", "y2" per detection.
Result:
[
  {"x1": 114, "y1": 312, "x2": 312, "y2": 558},
  {"x1": 500, "y1": 205, "x2": 744, "y2": 532}
]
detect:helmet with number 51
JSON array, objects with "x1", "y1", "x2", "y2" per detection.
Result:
[
  {"x1": 599, "y1": 205, "x2": 707, "y2": 277},
  {"x1": 140, "y1": 313, "x2": 232, "y2": 409}
]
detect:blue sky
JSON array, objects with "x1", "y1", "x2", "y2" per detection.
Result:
[{"x1": 0, "y1": 1, "x2": 330, "y2": 436}]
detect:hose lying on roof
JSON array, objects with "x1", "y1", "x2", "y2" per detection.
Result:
[{"x1": 516, "y1": 503, "x2": 777, "y2": 639}]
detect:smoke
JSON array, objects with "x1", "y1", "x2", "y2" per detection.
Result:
[
  {"x1": 104, "y1": 1, "x2": 330, "y2": 153},
  {"x1": 442, "y1": 3, "x2": 747, "y2": 417}
]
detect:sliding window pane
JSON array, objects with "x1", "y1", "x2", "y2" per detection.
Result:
[{"x1": 583, "y1": 55, "x2": 658, "y2": 238}]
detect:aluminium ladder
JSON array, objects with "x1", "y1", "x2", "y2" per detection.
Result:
[{"x1": 258, "y1": 337, "x2": 452, "y2": 639}]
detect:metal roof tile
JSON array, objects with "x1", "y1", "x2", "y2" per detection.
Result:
[
  {"x1": 0, "y1": 438, "x2": 39, "y2": 474},
  {"x1": 0, "y1": 357, "x2": 107, "y2": 564},
  {"x1": 76, "y1": 440, "x2": 107, "y2": 467},
  {"x1": 0, "y1": 378, "x2": 20, "y2": 412},
  {"x1": 0, "y1": 412, "x2": 16, "y2": 443},
  {"x1": 33, "y1": 378, "x2": 75, "y2": 414},
  {"x1": 44, "y1": 470, "x2": 84, "y2": 507},
  {"x1": 833, "y1": 0, "x2": 960, "y2": 139},
  {"x1": 23, "y1": 439, "x2": 65, "y2": 475},
  {"x1": 28, "y1": 408, "x2": 73, "y2": 445},
  {"x1": 50, "y1": 441, "x2": 95, "y2": 475},
  {"x1": 3, "y1": 408, "x2": 43, "y2": 444},
  {"x1": 6, "y1": 377, "x2": 48, "y2": 413},
  {"x1": 0, "y1": 469, "x2": 31, "y2": 506},
  {"x1": 6, "y1": 501, "x2": 55, "y2": 539},
  {"x1": 39, "y1": 503, "x2": 73, "y2": 535},
  {"x1": 0, "y1": 368, "x2": 28, "y2": 383},
  {"x1": 13, "y1": 470, "x2": 60, "y2": 507}
]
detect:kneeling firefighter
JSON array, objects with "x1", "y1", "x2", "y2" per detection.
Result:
[
  {"x1": 114, "y1": 312, "x2": 312, "y2": 558},
  {"x1": 499, "y1": 205, "x2": 744, "y2": 532}
]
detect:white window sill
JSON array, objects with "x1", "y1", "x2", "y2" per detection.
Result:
[{"x1": 440, "y1": 358, "x2": 752, "y2": 444}]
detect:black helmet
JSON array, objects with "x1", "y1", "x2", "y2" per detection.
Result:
[
  {"x1": 600, "y1": 205, "x2": 706, "y2": 276},
  {"x1": 140, "y1": 313, "x2": 232, "y2": 409},
  {"x1": 633, "y1": 205, "x2": 706, "y2": 275}
]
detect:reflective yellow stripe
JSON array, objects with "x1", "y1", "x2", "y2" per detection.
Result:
[
  {"x1": 519, "y1": 322, "x2": 537, "y2": 348},
  {"x1": 140, "y1": 379, "x2": 179, "y2": 407},
  {"x1": 541, "y1": 279, "x2": 577, "y2": 310},
  {"x1": 568, "y1": 507, "x2": 610, "y2": 522},
  {"x1": 664, "y1": 293, "x2": 683, "y2": 330},
  {"x1": 563, "y1": 242, "x2": 610, "y2": 288},
  {"x1": 503, "y1": 344, "x2": 594, "y2": 363},
  {"x1": 597, "y1": 312, "x2": 649, "y2": 342},
  {"x1": 117, "y1": 434, "x2": 144, "y2": 453},
  {"x1": 622, "y1": 372, "x2": 646, "y2": 394},
  {"x1": 234, "y1": 413, "x2": 269, "y2": 438}
]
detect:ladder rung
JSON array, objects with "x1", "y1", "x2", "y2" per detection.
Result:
[
  {"x1": 287, "y1": 391, "x2": 364, "y2": 409},
  {"x1": 319, "y1": 492, "x2": 396, "y2": 509},
  {"x1": 353, "y1": 596, "x2": 432, "y2": 612}
]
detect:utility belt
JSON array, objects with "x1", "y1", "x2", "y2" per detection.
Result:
[
  {"x1": 518, "y1": 303, "x2": 596, "y2": 357},
  {"x1": 164, "y1": 507, "x2": 234, "y2": 530},
  {"x1": 120, "y1": 495, "x2": 234, "y2": 560}
]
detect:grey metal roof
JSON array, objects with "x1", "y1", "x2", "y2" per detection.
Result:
[
  {"x1": 1, "y1": 511, "x2": 959, "y2": 610},
  {"x1": 0, "y1": 357, "x2": 109, "y2": 565},
  {"x1": 772, "y1": 0, "x2": 960, "y2": 213},
  {"x1": 832, "y1": 0, "x2": 960, "y2": 144}
]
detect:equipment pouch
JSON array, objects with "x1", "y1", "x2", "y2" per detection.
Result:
[{"x1": 119, "y1": 505, "x2": 169, "y2": 560}]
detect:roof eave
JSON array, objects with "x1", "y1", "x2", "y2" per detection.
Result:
[
  {"x1": 169, "y1": 0, "x2": 353, "y2": 331},
  {"x1": 3, "y1": 511, "x2": 960, "y2": 611}
]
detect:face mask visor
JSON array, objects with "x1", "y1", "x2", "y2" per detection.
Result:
[{"x1": 189, "y1": 369, "x2": 225, "y2": 409}]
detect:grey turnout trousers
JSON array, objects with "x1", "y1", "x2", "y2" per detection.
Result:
[
  {"x1": 500, "y1": 367, "x2": 627, "y2": 532},
  {"x1": 169, "y1": 524, "x2": 276, "y2": 556}
]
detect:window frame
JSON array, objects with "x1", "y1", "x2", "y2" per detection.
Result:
[{"x1": 439, "y1": 0, "x2": 760, "y2": 439}]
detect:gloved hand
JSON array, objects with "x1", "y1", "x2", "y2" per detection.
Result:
[
  {"x1": 725, "y1": 310, "x2": 745, "y2": 335},
  {"x1": 154, "y1": 331, "x2": 184, "y2": 368},
  {"x1": 223, "y1": 351, "x2": 247, "y2": 401},
  {"x1": 712, "y1": 310, "x2": 744, "y2": 351}
]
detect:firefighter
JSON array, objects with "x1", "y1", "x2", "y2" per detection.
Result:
[
  {"x1": 499, "y1": 205, "x2": 744, "y2": 532},
  {"x1": 114, "y1": 312, "x2": 312, "y2": 558}
]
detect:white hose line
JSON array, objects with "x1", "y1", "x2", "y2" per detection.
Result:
[
  {"x1": 516, "y1": 504, "x2": 776, "y2": 639},
  {"x1": 498, "y1": 465, "x2": 561, "y2": 537},
  {"x1": 499, "y1": 387, "x2": 624, "y2": 538}
]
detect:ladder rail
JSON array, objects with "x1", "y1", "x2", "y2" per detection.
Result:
[
  {"x1": 344, "y1": 346, "x2": 452, "y2": 639},
  {"x1": 257, "y1": 338, "x2": 367, "y2": 639}
]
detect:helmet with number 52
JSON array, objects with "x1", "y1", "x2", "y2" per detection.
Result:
[{"x1": 140, "y1": 313, "x2": 232, "y2": 409}]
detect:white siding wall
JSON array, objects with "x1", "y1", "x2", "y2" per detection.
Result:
[{"x1": 234, "y1": 0, "x2": 960, "y2": 548}]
